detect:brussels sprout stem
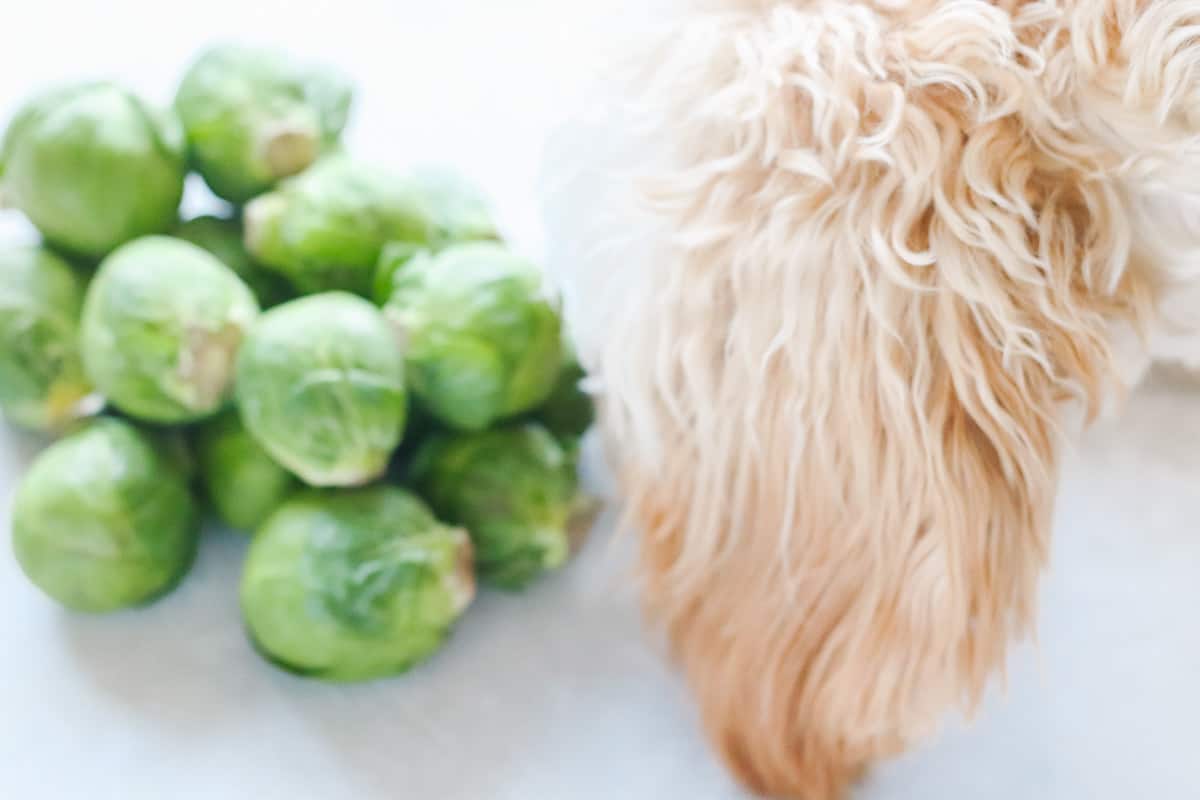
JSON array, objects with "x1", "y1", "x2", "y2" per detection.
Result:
[
  {"x1": 39, "y1": 388, "x2": 105, "y2": 435},
  {"x1": 243, "y1": 194, "x2": 286, "y2": 259},
  {"x1": 260, "y1": 123, "x2": 318, "y2": 180},
  {"x1": 178, "y1": 324, "x2": 244, "y2": 411},
  {"x1": 449, "y1": 532, "x2": 476, "y2": 616},
  {"x1": 567, "y1": 493, "x2": 603, "y2": 556},
  {"x1": 69, "y1": 392, "x2": 107, "y2": 421}
]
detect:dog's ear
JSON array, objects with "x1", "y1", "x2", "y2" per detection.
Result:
[{"x1": 541, "y1": 2, "x2": 1177, "y2": 797}]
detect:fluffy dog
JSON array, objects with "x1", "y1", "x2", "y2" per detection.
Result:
[{"x1": 541, "y1": 1, "x2": 1200, "y2": 798}]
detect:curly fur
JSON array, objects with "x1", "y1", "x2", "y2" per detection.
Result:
[{"x1": 541, "y1": 2, "x2": 1200, "y2": 797}]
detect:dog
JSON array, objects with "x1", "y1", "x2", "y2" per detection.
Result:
[{"x1": 540, "y1": 1, "x2": 1200, "y2": 798}]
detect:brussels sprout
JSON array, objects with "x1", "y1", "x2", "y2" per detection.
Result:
[
  {"x1": 241, "y1": 486, "x2": 474, "y2": 681},
  {"x1": 0, "y1": 82, "x2": 186, "y2": 258},
  {"x1": 0, "y1": 245, "x2": 98, "y2": 432},
  {"x1": 10, "y1": 417, "x2": 198, "y2": 612},
  {"x1": 244, "y1": 155, "x2": 434, "y2": 296},
  {"x1": 175, "y1": 44, "x2": 354, "y2": 204},
  {"x1": 381, "y1": 242, "x2": 563, "y2": 431},
  {"x1": 196, "y1": 409, "x2": 296, "y2": 532},
  {"x1": 406, "y1": 164, "x2": 500, "y2": 245},
  {"x1": 409, "y1": 423, "x2": 585, "y2": 590},
  {"x1": 235, "y1": 292, "x2": 407, "y2": 487},
  {"x1": 176, "y1": 215, "x2": 292, "y2": 307},
  {"x1": 80, "y1": 236, "x2": 258, "y2": 424}
]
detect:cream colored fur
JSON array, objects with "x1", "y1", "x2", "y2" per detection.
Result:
[{"x1": 541, "y1": 2, "x2": 1200, "y2": 797}]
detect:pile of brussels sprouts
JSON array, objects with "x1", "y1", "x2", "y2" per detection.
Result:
[{"x1": 0, "y1": 45, "x2": 597, "y2": 682}]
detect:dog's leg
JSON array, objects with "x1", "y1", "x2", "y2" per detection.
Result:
[
  {"x1": 611, "y1": 10, "x2": 1139, "y2": 800},
  {"x1": 623, "y1": 296, "x2": 1072, "y2": 799}
]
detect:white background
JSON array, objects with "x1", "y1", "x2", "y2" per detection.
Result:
[{"x1": 2, "y1": 2, "x2": 1199, "y2": 799}]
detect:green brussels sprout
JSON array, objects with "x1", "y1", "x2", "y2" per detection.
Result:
[
  {"x1": 235, "y1": 292, "x2": 407, "y2": 487},
  {"x1": 80, "y1": 236, "x2": 259, "y2": 424},
  {"x1": 244, "y1": 155, "x2": 435, "y2": 296},
  {"x1": 0, "y1": 82, "x2": 186, "y2": 259},
  {"x1": 381, "y1": 242, "x2": 563, "y2": 431},
  {"x1": 176, "y1": 215, "x2": 292, "y2": 307},
  {"x1": 174, "y1": 44, "x2": 354, "y2": 204},
  {"x1": 406, "y1": 164, "x2": 500, "y2": 245},
  {"x1": 409, "y1": 423, "x2": 585, "y2": 590},
  {"x1": 0, "y1": 245, "x2": 98, "y2": 432},
  {"x1": 196, "y1": 409, "x2": 296, "y2": 532},
  {"x1": 10, "y1": 417, "x2": 198, "y2": 612},
  {"x1": 241, "y1": 486, "x2": 474, "y2": 681}
]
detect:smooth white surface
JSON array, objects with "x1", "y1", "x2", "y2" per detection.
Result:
[{"x1": 2, "y1": 3, "x2": 1199, "y2": 798}]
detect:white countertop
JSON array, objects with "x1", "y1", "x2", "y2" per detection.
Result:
[{"x1": 3, "y1": 3, "x2": 1199, "y2": 798}]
